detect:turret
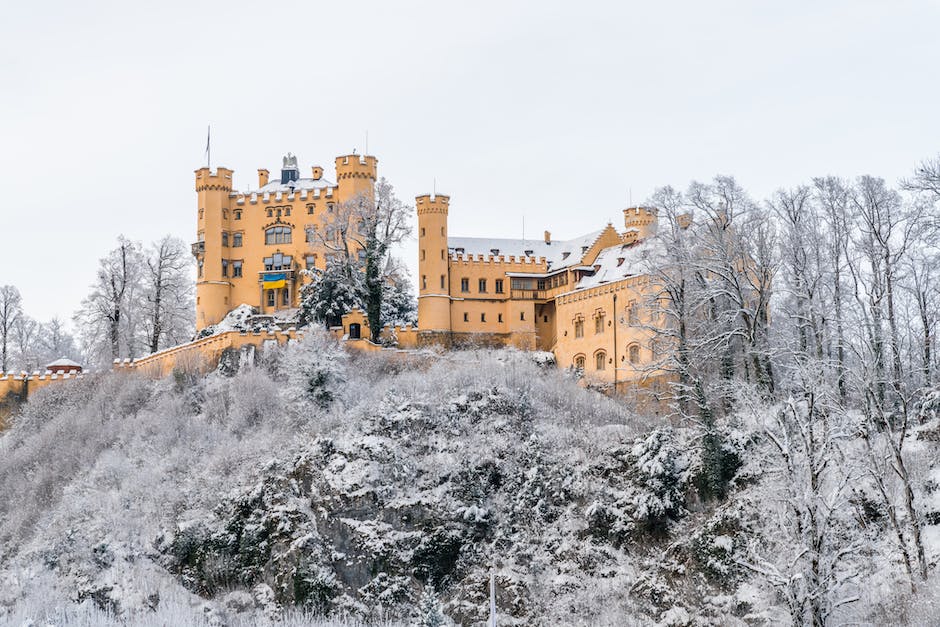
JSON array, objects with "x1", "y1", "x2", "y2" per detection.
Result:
[
  {"x1": 335, "y1": 154, "x2": 378, "y2": 201},
  {"x1": 416, "y1": 194, "x2": 451, "y2": 337},
  {"x1": 623, "y1": 206, "x2": 658, "y2": 240},
  {"x1": 194, "y1": 167, "x2": 234, "y2": 330}
]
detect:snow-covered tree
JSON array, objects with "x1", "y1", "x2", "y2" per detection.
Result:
[
  {"x1": 0, "y1": 285, "x2": 22, "y2": 372},
  {"x1": 314, "y1": 177, "x2": 412, "y2": 342},
  {"x1": 141, "y1": 235, "x2": 194, "y2": 353}
]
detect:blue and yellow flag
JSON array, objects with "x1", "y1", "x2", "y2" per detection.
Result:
[{"x1": 263, "y1": 273, "x2": 287, "y2": 290}]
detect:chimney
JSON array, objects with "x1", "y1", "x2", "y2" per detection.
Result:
[
  {"x1": 258, "y1": 169, "x2": 269, "y2": 188},
  {"x1": 544, "y1": 230, "x2": 551, "y2": 244}
]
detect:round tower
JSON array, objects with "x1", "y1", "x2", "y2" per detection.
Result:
[
  {"x1": 623, "y1": 206, "x2": 658, "y2": 240},
  {"x1": 194, "y1": 167, "x2": 234, "y2": 330},
  {"x1": 416, "y1": 194, "x2": 451, "y2": 342},
  {"x1": 335, "y1": 154, "x2": 378, "y2": 202}
]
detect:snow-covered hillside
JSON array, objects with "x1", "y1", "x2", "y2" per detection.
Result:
[{"x1": 0, "y1": 333, "x2": 937, "y2": 626}]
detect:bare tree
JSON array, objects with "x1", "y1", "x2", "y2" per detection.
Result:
[
  {"x1": 142, "y1": 235, "x2": 195, "y2": 353},
  {"x1": 12, "y1": 315, "x2": 40, "y2": 373},
  {"x1": 74, "y1": 237, "x2": 144, "y2": 363},
  {"x1": 0, "y1": 285, "x2": 22, "y2": 372}
]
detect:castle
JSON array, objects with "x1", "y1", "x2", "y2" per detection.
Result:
[
  {"x1": 192, "y1": 152, "x2": 669, "y2": 393},
  {"x1": 193, "y1": 153, "x2": 376, "y2": 330},
  {"x1": 415, "y1": 195, "x2": 667, "y2": 391}
]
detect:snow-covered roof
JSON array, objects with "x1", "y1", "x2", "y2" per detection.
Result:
[
  {"x1": 448, "y1": 230, "x2": 604, "y2": 271},
  {"x1": 45, "y1": 357, "x2": 82, "y2": 368},
  {"x1": 573, "y1": 237, "x2": 666, "y2": 290},
  {"x1": 256, "y1": 177, "x2": 336, "y2": 194}
]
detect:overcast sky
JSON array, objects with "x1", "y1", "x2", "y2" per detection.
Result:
[{"x1": 2, "y1": 0, "x2": 938, "y2": 325}]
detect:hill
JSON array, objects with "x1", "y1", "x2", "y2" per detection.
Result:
[{"x1": 0, "y1": 333, "x2": 938, "y2": 626}]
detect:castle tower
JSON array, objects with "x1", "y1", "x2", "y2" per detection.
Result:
[
  {"x1": 334, "y1": 154, "x2": 378, "y2": 202},
  {"x1": 623, "y1": 206, "x2": 658, "y2": 240},
  {"x1": 194, "y1": 167, "x2": 234, "y2": 330},
  {"x1": 416, "y1": 194, "x2": 451, "y2": 342}
]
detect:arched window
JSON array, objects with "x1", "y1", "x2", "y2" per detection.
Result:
[
  {"x1": 595, "y1": 351, "x2": 606, "y2": 370},
  {"x1": 265, "y1": 225, "x2": 292, "y2": 245},
  {"x1": 574, "y1": 319, "x2": 584, "y2": 338},
  {"x1": 629, "y1": 344, "x2": 641, "y2": 364},
  {"x1": 574, "y1": 354, "x2": 586, "y2": 370}
]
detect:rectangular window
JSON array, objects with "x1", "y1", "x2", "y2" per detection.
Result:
[
  {"x1": 198, "y1": 260, "x2": 204, "y2": 278},
  {"x1": 233, "y1": 232, "x2": 243, "y2": 247},
  {"x1": 221, "y1": 260, "x2": 229, "y2": 277},
  {"x1": 478, "y1": 279, "x2": 487, "y2": 293},
  {"x1": 221, "y1": 232, "x2": 229, "y2": 247},
  {"x1": 232, "y1": 261, "x2": 243, "y2": 278},
  {"x1": 307, "y1": 204, "x2": 315, "y2": 215},
  {"x1": 481, "y1": 313, "x2": 486, "y2": 322},
  {"x1": 234, "y1": 210, "x2": 242, "y2": 220},
  {"x1": 463, "y1": 312, "x2": 469, "y2": 322},
  {"x1": 422, "y1": 275, "x2": 428, "y2": 289},
  {"x1": 495, "y1": 279, "x2": 504, "y2": 293},
  {"x1": 575, "y1": 319, "x2": 584, "y2": 338},
  {"x1": 498, "y1": 313, "x2": 503, "y2": 323},
  {"x1": 537, "y1": 279, "x2": 547, "y2": 290},
  {"x1": 282, "y1": 289, "x2": 290, "y2": 305},
  {"x1": 305, "y1": 255, "x2": 316, "y2": 270},
  {"x1": 285, "y1": 207, "x2": 291, "y2": 216},
  {"x1": 628, "y1": 301, "x2": 639, "y2": 325},
  {"x1": 461, "y1": 278, "x2": 469, "y2": 292},
  {"x1": 595, "y1": 314, "x2": 605, "y2": 334},
  {"x1": 440, "y1": 275, "x2": 446, "y2": 289},
  {"x1": 266, "y1": 290, "x2": 275, "y2": 307},
  {"x1": 520, "y1": 312, "x2": 525, "y2": 321}
]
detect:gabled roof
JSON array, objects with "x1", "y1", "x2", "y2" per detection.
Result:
[
  {"x1": 46, "y1": 357, "x2": 82, "y2": 368},
  {"x1": 573, "y1": 237, "x2": 667, "y2": 290}
]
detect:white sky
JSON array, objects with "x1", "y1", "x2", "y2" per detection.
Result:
[{"x1": 2, "y1": 0, "x2": 938, "y2": 325}]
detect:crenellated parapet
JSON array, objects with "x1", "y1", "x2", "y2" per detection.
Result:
[
  {"x1": 449, "y1": 253, "x2": 549, "y2": 271},
  {"x1": 194, "y1": 167, "x2": 234, "y2": 192},
  {"x1": 416, "y1": 194, "x2": 449, "y2": 215},
  {"x1": 335, "y1": 154, "x2": 378, "y2": 182}
]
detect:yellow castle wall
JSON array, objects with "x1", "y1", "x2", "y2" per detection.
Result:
[
  {"x1": 553, "y1": 276, "x2": 667, "y2": 385},
  {"x1": 195, "y1": 155, "x2": 378, "y2": 330}
]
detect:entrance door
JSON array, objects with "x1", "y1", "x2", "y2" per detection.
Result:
[{"x1": 349, "y1": 323, "x2": 361, "y2": 339}]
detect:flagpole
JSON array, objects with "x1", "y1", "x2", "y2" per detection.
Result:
[{"x1": 206, "y1": 125, "x2": 211, "y2": 170}]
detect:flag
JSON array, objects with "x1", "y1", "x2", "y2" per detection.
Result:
[
  {"x1": 263, "y1": 273, "x2": 287, "y2": 290},
  {"x1": 205, "y1": 125, "x2": 211, "y2": 168}
]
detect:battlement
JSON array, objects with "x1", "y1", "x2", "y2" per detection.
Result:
[
  {"x1": 416, "y1": 194, "x2": 450, "y2": 215},
  {"x1": 623, "y1": 206, "x2": 657, "y2": 220},
  {"x1": 195, "y1": 167, "x2": 234, "y2": 192},
  {"x1": 623, "y1": 206, "x2": 658, "y2": 239},
  {"x1": 335, "y1": 154, "x2": 377, "y2": 181},
  {"x1": 449, "y1": 252, "x2": 548, "y2": 269}
]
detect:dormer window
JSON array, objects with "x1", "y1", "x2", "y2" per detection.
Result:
[
  {"x1": 581, "y1": 246, "x2": 589, "y2": 254},
  {"x1": 524, "y1": 250, "x2": 533, "y2": 257},
  {"x1": 617, "y1": 257, "x2": 625, "y2": 267},
  {"x1": 455, "y1": 247, "x2": 465, "y2": 255},
  {"x1": 490, "y1": 248, "x2": 500, "y2": 255},
  {"x1": 562, "y1": 252, "x2": 570, "y2": 260}
]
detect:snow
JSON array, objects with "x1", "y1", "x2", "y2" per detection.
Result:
[
  {"x1": 573, "y1": 237, "x2": 667, "y2": 290},
  {"x1": 255, "y1": 177, "x2": 335, "y2": 194},
  {"x1": 447, "y1": 230, "x2": 604, "y2": 269}
]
